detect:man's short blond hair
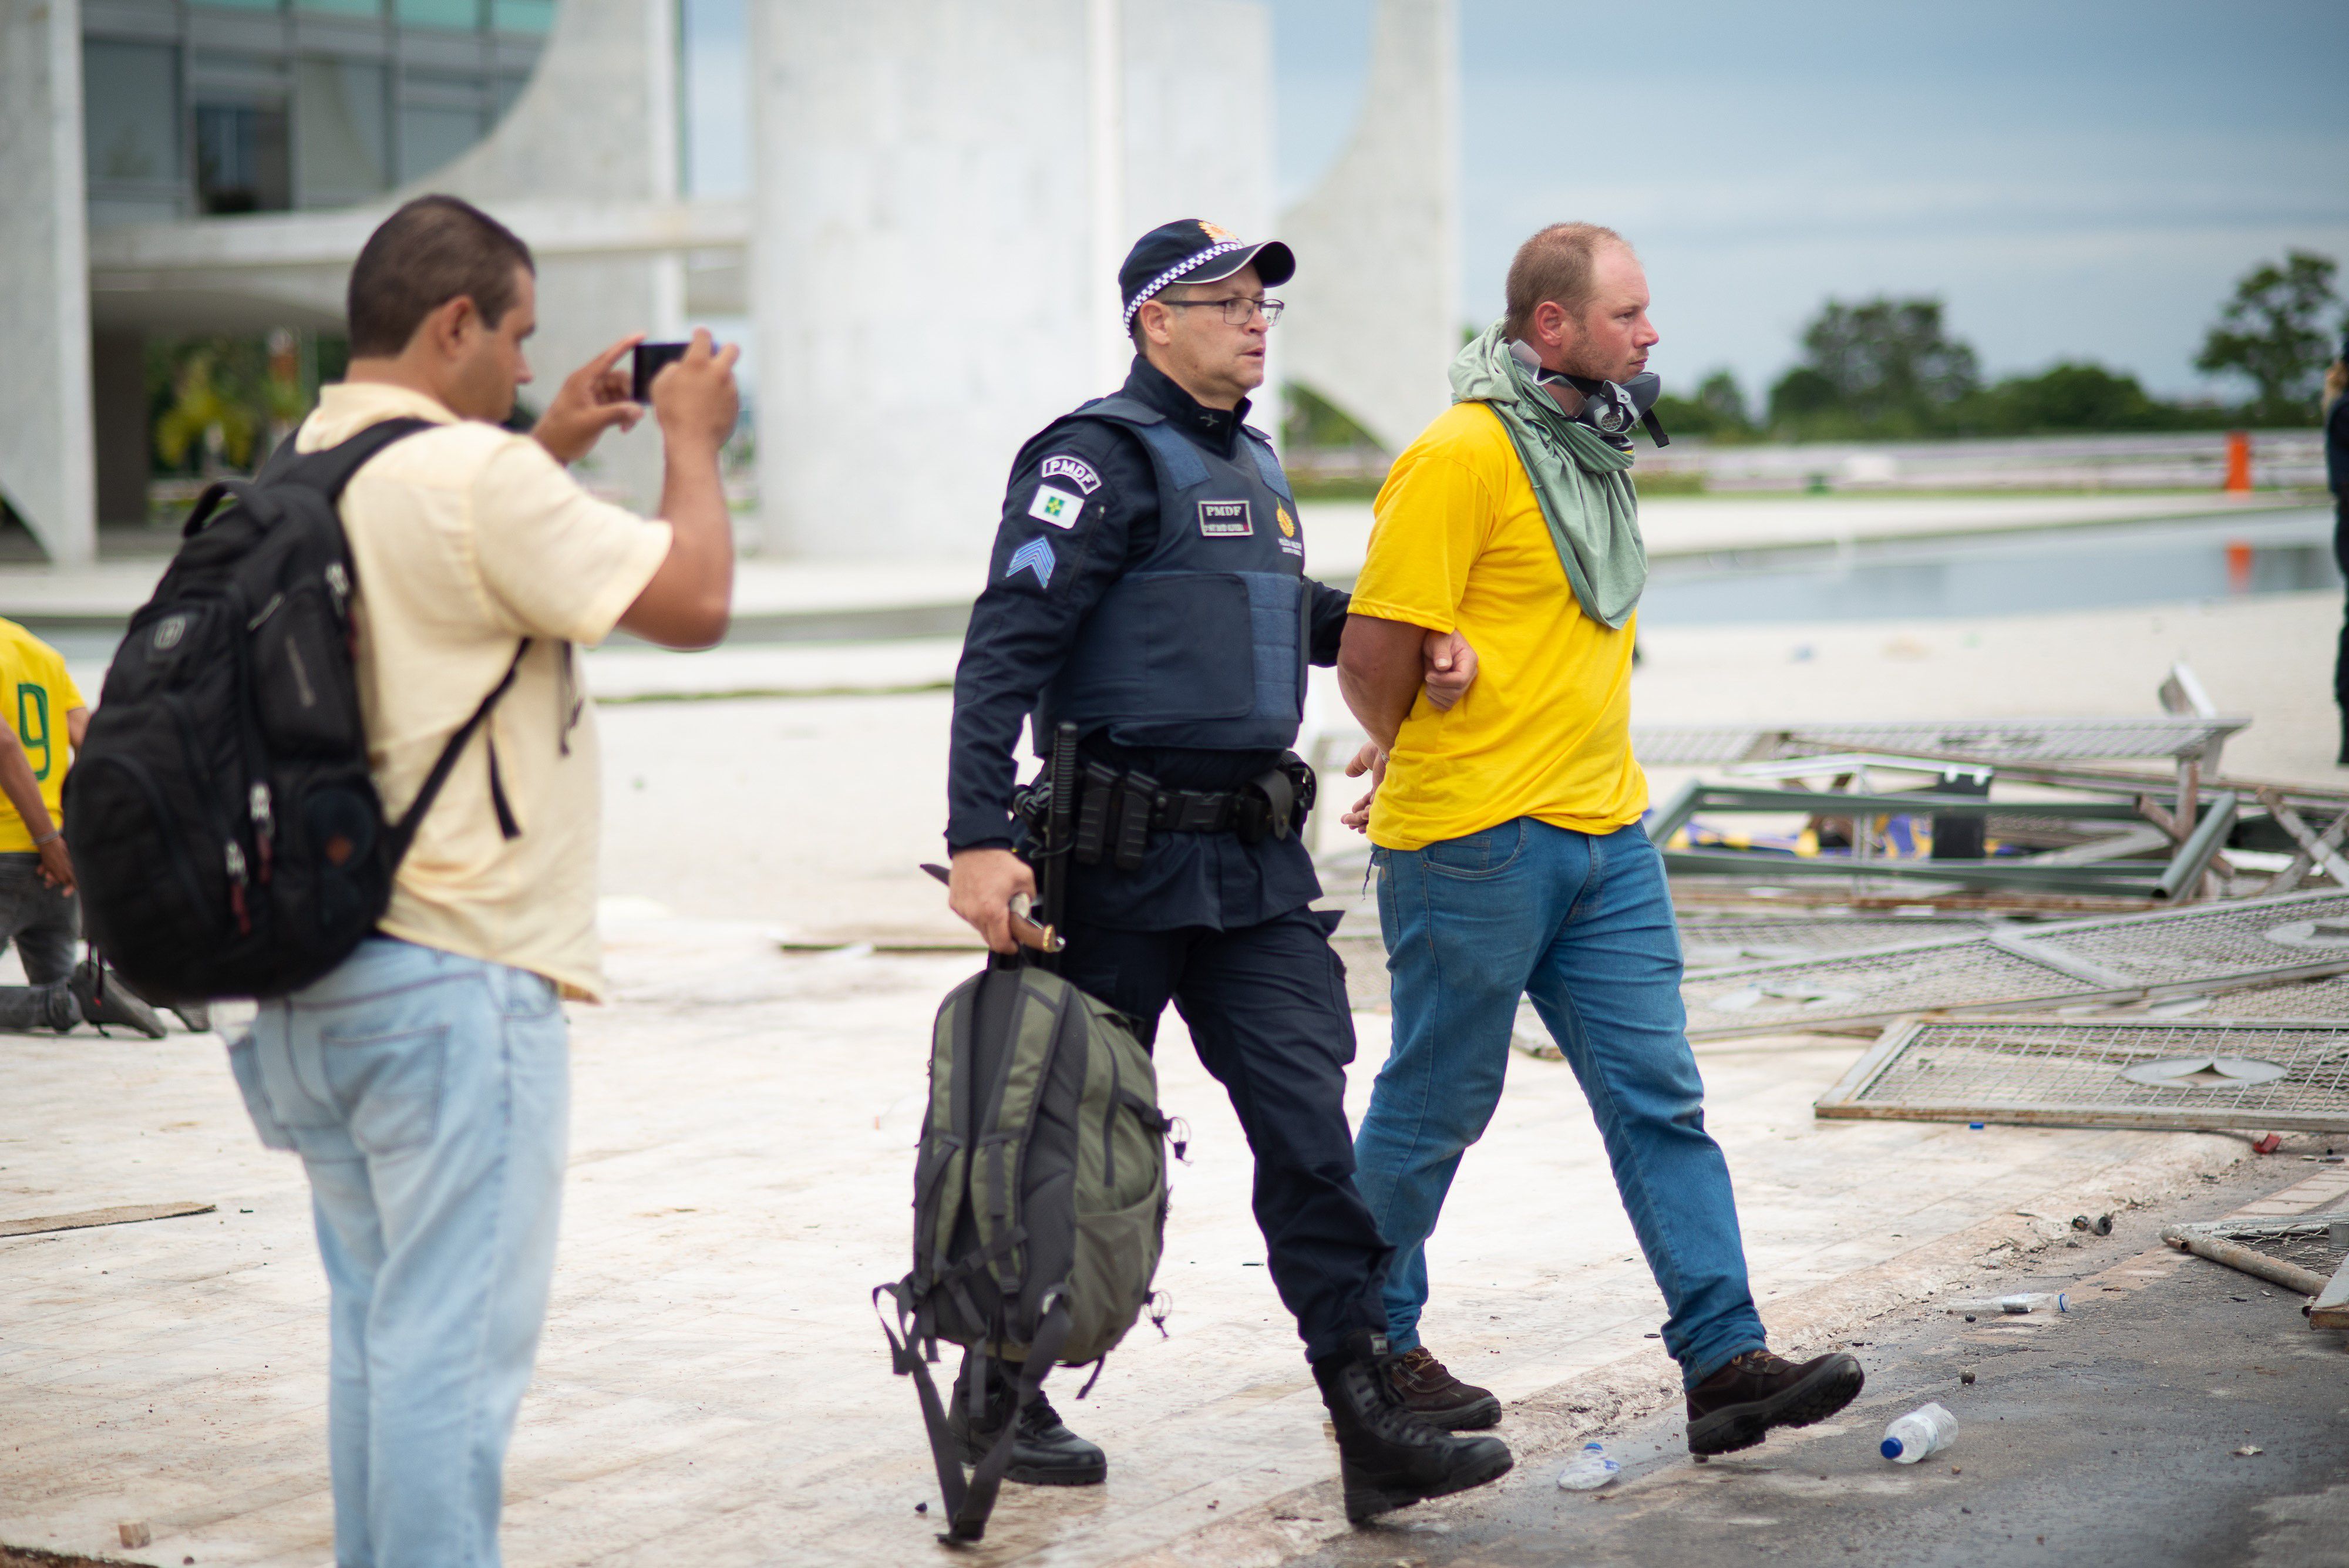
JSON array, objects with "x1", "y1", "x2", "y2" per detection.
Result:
[{"x1": 1503, "y1": 223, "x2": 1628, "y2": 341}]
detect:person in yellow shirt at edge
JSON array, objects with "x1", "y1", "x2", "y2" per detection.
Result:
[
  {"x1": 1333, "y1": 223, "x2": 1865, "y2": 1458},
  {"x1": 0, "y1": 618, "x2": 170, "y2": 1037}
]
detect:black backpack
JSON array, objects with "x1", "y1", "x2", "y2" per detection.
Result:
[{"x1": 65, "y1": 420, "x2": 526, "y2": 1004}]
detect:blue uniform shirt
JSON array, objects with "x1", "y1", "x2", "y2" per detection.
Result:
[{"x1": 946, "y1": 356, "x2": 1351, "y2": 932}]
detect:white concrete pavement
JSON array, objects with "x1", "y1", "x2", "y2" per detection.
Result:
[
  {"x1": 0, "y1": 905, "x2": 2250, "y2": 1567},
  {"x1": 1, "y1": 504, "x2": 2335, "y2": 1563}
]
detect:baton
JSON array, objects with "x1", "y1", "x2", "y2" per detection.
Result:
[{"x1": 920, "y1": 863, "x2": 1065, "y2": 954}]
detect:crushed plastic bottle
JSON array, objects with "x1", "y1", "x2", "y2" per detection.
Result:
[
  {"x1": 1944, "y1": 1291, "x2": 2069, "y2": 1316},
  {"x1": 1556, "y1": 1441, "x2": 1621, "y2": 1490},
  {"x1": 1880, "y1": 1402, "x2": 1959, "y2": 1463}
]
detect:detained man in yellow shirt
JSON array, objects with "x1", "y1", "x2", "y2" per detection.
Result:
[
  {"x1": 1335, "y1": 225, "x2": 1862, "y2": 1457},
  {"x1": 0, "y1": 618, "x2": 166, "y2": 1037}
]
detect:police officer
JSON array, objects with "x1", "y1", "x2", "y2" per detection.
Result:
[{"x1": 941, "y1": 220, "x2": 1513, "y2": 1523}]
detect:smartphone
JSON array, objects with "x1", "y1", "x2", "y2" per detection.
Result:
[{"x1": 630, "y1": 340, "x2": 693, "y2": 403}]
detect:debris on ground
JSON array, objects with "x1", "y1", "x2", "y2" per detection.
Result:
[
  {"x1": 2162, "y1": 1210, "x2": 2349, "y2": 1327},
  {"x1": 0, "y1": 1202, "x2": 216, "y2": 1239}
]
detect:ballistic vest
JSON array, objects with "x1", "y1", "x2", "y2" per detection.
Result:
[{"x1": 1034, "y1": 395, "x2": 1309, "y2": 752}]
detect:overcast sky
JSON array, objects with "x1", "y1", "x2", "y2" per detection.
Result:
[{"x1": 685, "y1": 1, "x2": 2349, "y2": 406}]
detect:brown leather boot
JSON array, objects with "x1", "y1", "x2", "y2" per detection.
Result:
[
  {"x1": 1685, "y1": 1348, "x2": 1863, "y2": 1456},
  {"x1": 1383, "y1": 1345, "x2": 1502, "y2": 1430}
]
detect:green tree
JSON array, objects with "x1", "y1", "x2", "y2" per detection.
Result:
[
  {"x1": 1283, "y1": 382, "x2": 1384, "y2": 453},
  {"x1": 1767, "y1": 297, "x2": 1980, "y2": 437},
  {"x1": 2193, "y1": 249, "x2": 2340, "y2": 423},
  {"x1": 1651, "y1": 368, "x2": 1754, "y2": 440},
  {"x1": 1958, "y1": 361, "x2": 2187, "y2": 435}
]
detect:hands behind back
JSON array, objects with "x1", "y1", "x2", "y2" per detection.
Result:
[
  {"x1": 1420, "y1": 629, "x2": 1478, "y2": 711},
  {"x1": 1338, "y1": 631, "x2": 1476, "y2": 835}
]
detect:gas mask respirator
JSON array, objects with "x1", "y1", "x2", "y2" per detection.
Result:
[{"x1": 1507, "y1": 338, "x2": 1669, "y2": 449}]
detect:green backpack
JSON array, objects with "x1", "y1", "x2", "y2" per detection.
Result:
[{"x1": 878, "y1": 950, "x2": 1180, "y2": 1542}]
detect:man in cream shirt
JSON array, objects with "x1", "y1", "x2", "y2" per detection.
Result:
[{"x1": 227, "y1": 195, "x2": 738, "y2": 1567}]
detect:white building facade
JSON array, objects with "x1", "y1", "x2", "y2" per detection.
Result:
[{"x1": 1, "y1": 0, "x2": 1458, "y2": 568}]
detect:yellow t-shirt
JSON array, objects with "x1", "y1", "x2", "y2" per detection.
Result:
[
  {"x1": 295, "y1": 382, "x2": 672, "y2": 1001},
  {"x1": 1350, "y1": 401, "x2": 1647, "y2": 852},
  {"x1": 0, "y1": 619, "x2": 86, "y2": 853}
]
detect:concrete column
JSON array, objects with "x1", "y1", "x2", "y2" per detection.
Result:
[
  {"x1": 1276, "y1": 0, "x2": 1460, "y2": 456},
  {"x1": 428, "y1": 0, "x2": 679, "y2": 512},
  {"x1": 749, "y1": 0, "x2": 1275, "y2": 563},
  {"x1": 1086, "y1": 0, "x2": 1129, "y2": 394},
  {"x1": 751, "y1": 1, "x2": 1098, "y2": 564},
  {"x1": 0, "y1": 0, "x2": 98, "y2": 564},
  {"x1": 1119, "y1": 0, "x2": 1276, "y2": 426}
]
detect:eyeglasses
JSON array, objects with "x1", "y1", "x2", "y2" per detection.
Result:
[{"x1": 1158, "y1": 295, "x2": 1285, "y2": 326}]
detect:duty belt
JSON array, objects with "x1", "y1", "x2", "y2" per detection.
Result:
[{"x1": 1017, "y1": 754, "x2": 1317, "y2": 872}]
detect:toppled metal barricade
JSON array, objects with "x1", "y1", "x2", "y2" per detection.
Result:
[
  {"x1": 1652, "y1": 779, "x2": 2237, "y2": 901},
  {"x1": 1813, "y1": 1017, "x2": 2349, "y2": 1135},
  {"x1": 1683, "y1": 890, "x2": 2349, "y2": 1039}
]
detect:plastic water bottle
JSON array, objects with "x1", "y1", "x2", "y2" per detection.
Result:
[
  {"x1": 1880, "y1": 1402, "x2": 1958, "y2": 1463},
  {"x1": 1556, "y1": 1441, "x2": 1621, "y2": 1490}
]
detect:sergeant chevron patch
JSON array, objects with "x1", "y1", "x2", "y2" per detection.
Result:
[{"x1": 1007, "y1": 536, "x2": 1057, "y2": 588}]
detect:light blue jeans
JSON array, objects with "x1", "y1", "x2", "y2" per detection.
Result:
[
  {"x1": 1354, "y1": 819, "x2": 1768, "y2": 1389},
  {"x1": 228, "y1": 937, "x2": 569, "y2": 1568}
]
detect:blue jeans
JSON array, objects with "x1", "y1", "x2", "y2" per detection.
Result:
[
  {"x1": 1354, "y1": 819, "x2": 1766, "y2": 1388},
  {"x1": 228, "y1": 937, "x2": 570, "y2": 1568}
]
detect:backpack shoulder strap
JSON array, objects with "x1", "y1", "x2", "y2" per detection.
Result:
[
  {"x1": 259, "y1": 416, "x2": 437, "y2": 499},
  {"x1": 382, "y1": 639, "x2": 531, "y2": 871}
]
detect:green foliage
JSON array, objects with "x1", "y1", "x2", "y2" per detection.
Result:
[
  {"x1": 2193, "y1": 249, "x2": 2342, "y2": 424},
  {"x1": 1653, "y1": 368, "x2": 1754, "y2": 441},
  {"x1": 1767, "y1": 297, "x2": 1979, "y2": 438},
  {"x1": 1951, "y1": 361, "x2": 2242, "y2": 435},
  {"x1": 1284, "y1": 381, "x2": 1383, "y2": 453},
  {"x1": 147, "y1": 329, "x2": 340, "y2": 475}
]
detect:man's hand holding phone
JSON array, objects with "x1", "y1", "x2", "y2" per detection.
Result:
[
  {"x1": 533, "y1": 333, "x2": 645, "y2": 464},
  {"x1": 645, "y1": 329, "x2": 741, "y2": 453}
]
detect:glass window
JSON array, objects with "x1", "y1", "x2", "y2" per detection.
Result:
[
  {"x1": 193, "y1": 0, "x2": 284, "y2": 9},
  {"x1": 398, "y1": 101, "x2": 483, "y2": 180},
  {"x1": 490, "y1": 0, "x2": 553, "y2": 34},
  {"x1": 395, "y1": 0, "x2": 481, "y2": 28},
  {"x1": 294, "y1": 58, "x2": 389, "y2": 206},
  {"x1": 83, "y1": 39, "x2": 181, "y2": 190},
  {"x1": 195, "y1": 99, "x2": 291, "y2": 213},
  {"x1": 294, "y1": 0, "x2": 384, "y2": 14}
]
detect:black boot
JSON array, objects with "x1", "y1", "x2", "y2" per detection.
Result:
[
  {"x1": 70, "y1": 958, "x2": 167, "y2": 1039},
  {"x1": 1314, "y1": 1330, "x2": 1513, "y2": 1524},
  {"x1": 2338, "y1": 711, "x2": 2349, "y2": 768},
  {"x1": 946, "y1": 1352, "x2": 1106, "y2": 1487}
]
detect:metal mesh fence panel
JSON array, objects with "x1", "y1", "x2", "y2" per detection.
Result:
[
  {"x1": 1816, "y1": 1018, "x2": 2349, "y2": 1132},
  {"x1": 1684, "y1": 890, "x2": 2349, "y2": 1037}
]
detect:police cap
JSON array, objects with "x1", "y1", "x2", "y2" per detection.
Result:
[{"x1": 1120, "y1": 220, "x2": 1295, "y2": 332}]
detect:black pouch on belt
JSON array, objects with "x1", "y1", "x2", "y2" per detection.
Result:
[
  {"x1": 1072, "y1": 762, "x2": 1117, "y2": 866},
  {"x1": 1111, "y1": 771, "x2": 1159, "y2": 872},
  {"x1": 1235, "y1": 767, "x2": 1292, "y2": 845},
  {"x1": 1235, "y1": 753, "x2": 1315, "y2": 844}
]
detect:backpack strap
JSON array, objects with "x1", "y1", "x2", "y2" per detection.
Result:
[
  {"x1": 947, "y1": 1297, "x2": 1071, "y2": 1541},
  {"x1": 382, "y1": 640, "x2": 531, "y2": 870},
  {"x1": 254, "y1": 416, "x2": 436, "y2": 500}
]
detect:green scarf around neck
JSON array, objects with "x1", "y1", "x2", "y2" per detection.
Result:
[{"x1": 1447, "y1": 322, "x2": 1647, "y2": 630}]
